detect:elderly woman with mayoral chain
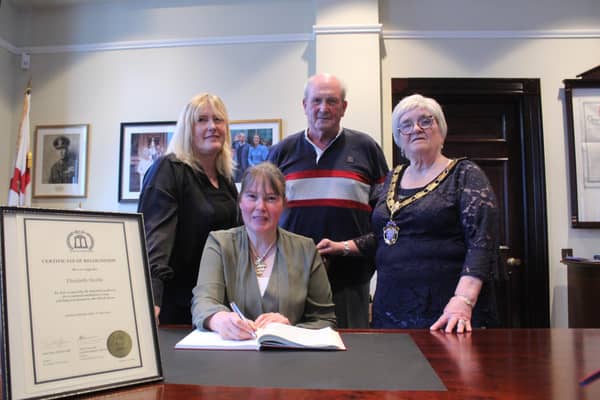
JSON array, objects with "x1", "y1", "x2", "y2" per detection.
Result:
[
  {"x1": 318, "y1": 94, "x2": 499, "y2": 332},
  {"x1": 192, "y1": 162, "x2": 336, "y2": 339}
]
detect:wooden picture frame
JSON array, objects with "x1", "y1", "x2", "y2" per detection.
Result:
[
  {"x1": 33, "y1": 124, "x2": 89, "y2": 198},
  {"x1": 0, "y1": 207, "x2": 163, "y2": 399},
  {"x1": 230, "y1": 119, "x2": 282, "y2": 183},
  {"x1": 118, "y1": 121, "x2": 175, "y2": 202},
  {"x1": 563, "y1": 78, "x2": 600, "y2": 228}
]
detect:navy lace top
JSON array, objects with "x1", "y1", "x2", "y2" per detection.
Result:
[{"x1": 356, "y1": 159, "x2": 500, "y2": 328}]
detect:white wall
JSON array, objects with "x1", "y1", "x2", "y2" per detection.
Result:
[
  {"x1": 22, "y1": 0, "x2": 313, "y2": 46},
  {"x1": 28, "y1": 42, "x2": 311, "y2": 212},
  {"x1": 2, "y1": 0, "x2": 315, "y2": 212},
  {"x1": 314, "y1": 0, "x2": 382, "y2": 142},
  {"x1": 2, "y1": 0, "x2": 600, "y2": 326},
  {"x1": 381, "y1": 0, "x2": 599, "y2": 31},
  {"x1": 0, "y1": 0, "x2": 20, "y2": 44},
  {"x1": 0, "y1": 0, "x2": 20, "y2": 194},
  {"x1": 380, "y1": 0, "x2": 600, "y2": 327},
  {"x1": 0, "y1": 47, "x2": 17, "y2": 193}
]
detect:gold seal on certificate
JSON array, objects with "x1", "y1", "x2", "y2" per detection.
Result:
[{"x1": 107, "y1": 330, "x2": 132, "y2": 358}]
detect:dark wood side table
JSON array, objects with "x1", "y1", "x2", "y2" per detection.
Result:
[{"x1": 562, "y1": 258, "x2": 600, "y2": 327}]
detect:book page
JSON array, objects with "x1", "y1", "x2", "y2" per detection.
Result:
[
  {"x1": 257, "y1": 323, "x2": 346, "y2": 350},
  {"x1": 174, "y1": 329, "x2": 259, "y2": 350}
]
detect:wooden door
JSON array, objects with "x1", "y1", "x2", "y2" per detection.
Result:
[{"x1": 391, "y1": 78, "x2": 549, "y2": 327}]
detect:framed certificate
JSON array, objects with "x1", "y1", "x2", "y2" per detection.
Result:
[
  {"x1": 0, "y1": 207, "x2": 163, "y2": 399},
  {"x1": 563, "y1": 78, "x2": 600, "y2": 227}
]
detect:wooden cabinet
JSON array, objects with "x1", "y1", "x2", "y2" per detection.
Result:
[{"x1": 562, "y1": 259, "x2": 600, "y2": 328}]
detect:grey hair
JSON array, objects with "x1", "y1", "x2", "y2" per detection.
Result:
[
  {"x1": 391, "y1": 94, "x2": 448, "y2": 148},
  {"x1": 303, "y1": 73, "x2": 347, "y2": 102}
]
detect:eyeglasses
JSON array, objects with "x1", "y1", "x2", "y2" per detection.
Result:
[{"x1": 397, "y1": 115, "x2": 435, "y2": 135}]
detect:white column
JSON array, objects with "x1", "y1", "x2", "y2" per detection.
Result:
[{"x1": 313, "y1": 0, "x2": 383, "y2": 144}]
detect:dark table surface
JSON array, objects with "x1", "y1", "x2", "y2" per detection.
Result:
[
  {"x1": 158, "y1": 328, "x2": 444, "y2": 391},
  {"x1": 78, "y1": 327, "x2": 600, "y2": 400}
]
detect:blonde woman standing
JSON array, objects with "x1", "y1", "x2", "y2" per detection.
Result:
[{"x1": 138, "y1": 93, "x2": 241, "y2": 325}]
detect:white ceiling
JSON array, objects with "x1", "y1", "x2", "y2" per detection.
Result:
[{"x1": 8, "y1": 0, "x2": 107, "y2": 8}]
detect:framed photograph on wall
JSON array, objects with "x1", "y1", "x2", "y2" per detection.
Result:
[
  {"x1": 33, "y1": 124, "x2": 89, "y2": 198},
  {"x1": 230, "y1": 118, "x2": 282, "y2": 183},
  {"x1": 119, "y1": 121, "x2": 175, "y2": 202},
  {"x1": 563, "y1": 79, "x2": 600, "y2": 228}
]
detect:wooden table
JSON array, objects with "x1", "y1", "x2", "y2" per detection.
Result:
[{"x1": 80, "y1": 328, "x2": 600, "y2": 400}]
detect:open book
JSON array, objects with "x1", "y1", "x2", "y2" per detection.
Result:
[{"x1": 174, "y1": 322, "x2": 346, "y2": 351}]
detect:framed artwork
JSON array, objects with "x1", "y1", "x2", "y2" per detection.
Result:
[
  {"x1": 0, "y1": 207, "x2": 163, "y2": 399},
  {"x1": 563, "y1": 79, "x2": 600, "y2": 228},
  {"x1": 230, "y1": 118, "x2": 282, "y2": 182},
  {"x1": 119, "y1": 121, "x2": 175, "y2": 202},
  {"x1": 33, "y1": 124, "x2": 89, "y2": 198}
]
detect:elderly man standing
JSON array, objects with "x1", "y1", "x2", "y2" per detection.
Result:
[{"x1": 267, "y1": 73, "x2": 388, "y2": 328}]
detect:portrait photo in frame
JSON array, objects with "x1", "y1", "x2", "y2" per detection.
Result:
[
  {"x1": 563, "y1": 78, "x2": 600, "y2": 228},
  {"x1": 119, "y1": 121, "x2": 175, "y2": 202},
  {"x1": 33, "y1": 124, "x2": 89, "y2": 198},
  {"x1": 230, "y1": 119, "x2": 282, "y2": 182}
]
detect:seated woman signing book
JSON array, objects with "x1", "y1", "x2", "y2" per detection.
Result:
[{"x1": 191, "y1": 162, "x2": 336, "y2": 340}]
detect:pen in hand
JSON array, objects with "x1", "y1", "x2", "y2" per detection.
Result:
[
  {"x1": 230, "y1": 302, "x2": 257, "y2": 338},
  {"x1": 580, "y1": 368, "x2": 600, "y2": 387}
]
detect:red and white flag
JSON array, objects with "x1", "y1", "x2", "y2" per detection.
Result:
[{"x1": 8, "y1": 84, "x2": 32, "y2": 207}]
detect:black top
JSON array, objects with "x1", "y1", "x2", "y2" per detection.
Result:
[
  {"x1": 357, "y1": 159, "x2": 500, "y2": 328},
  {"x1": 138, "y1": 154, "x2": 241, "y2": 324}
]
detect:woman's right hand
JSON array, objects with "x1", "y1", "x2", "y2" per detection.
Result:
[
  {"x1": 208, "y1": 311, "x2": 256, "y2": 340},
  {"x1": 154, "y1": 306, "x2": 161, "y2": 326},
  {"x1": 316, "y1": 239, "x2": 343, "y2": 255}
]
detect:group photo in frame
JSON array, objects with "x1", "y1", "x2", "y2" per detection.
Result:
[
  {"x1": 230, "y1": 118, "x2": 282, "y2": 182},
  {"x1": 0, "y1": 207, "x2": 163, "y2": 400},
  {"x1": 32, "y1": 124, "x2": 89, "y2": 198},
  {"x1": 119, "y1": 121, "x2": 175, "y2": 202},
  {"x1": 563, "y1": 79, "x2": 600, "y2": 228}
]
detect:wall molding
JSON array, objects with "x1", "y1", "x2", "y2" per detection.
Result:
[
  {"x1": 383, "y1": 29, "x2": 600, "y2": 40},
  {"x1": 0, "y1": 36, "x2": 18, "y2": 54},
  {"x1": 2, "y1": 28, "x2": 599, "y2": 55},
  {"x1": 2, "y1": 33, "x2": 312, "y2": 55},
  {"x1": 313, "y1": 24, "x2": 383, "y2": 35}
]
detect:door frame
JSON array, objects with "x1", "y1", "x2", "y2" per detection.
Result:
[{"x1": 391, "y1": 78, "x2": 549, "y2": 327}]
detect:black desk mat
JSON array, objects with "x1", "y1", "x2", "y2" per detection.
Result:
[{"x1": 159, "y1": 329, "x2": 446, "y2": 391}]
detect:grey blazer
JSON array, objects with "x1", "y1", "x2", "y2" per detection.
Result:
[{"x1": 191, "y1": 226, "x2": 336, "y2": 330}]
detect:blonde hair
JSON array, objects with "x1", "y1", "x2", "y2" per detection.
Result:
[{"x1": 166, "y1": 93, "x2": 234, "y2": 179}]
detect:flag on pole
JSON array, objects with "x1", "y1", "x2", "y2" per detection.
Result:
[{"x1": 8, "y1": 83, "x2": 32, "y2": 207}]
